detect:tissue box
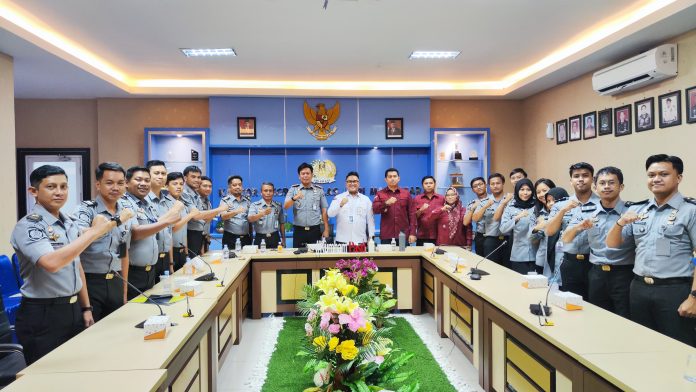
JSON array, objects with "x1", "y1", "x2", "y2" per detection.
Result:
[
  {"x1": 422, "y1": 242, "x2": 435, "y2": 252},
  {"x1": 376, "y1": 244, "x2": 393, "y2": 252},
  {"x1": 522, "y1": 275, "x2": 548, "y2": 289},
  {"x1": 144, "y1": 315, "x2": 169, "y2": 340},
  {"x1": 242, "y1": 245, "x2": 258, "y2": 254},
  {"x1": 173, "y1": 277, "x2": 191, "y2": 293},
  {"x1": 549, "y1": 291, "x2": 584, "y2": 311},
  {"x1": 208, "y1": 254, "x2": 222, "y2": 264},
  {"x1": 181, "y1": 280, "x2": 202, "y2": 297}
]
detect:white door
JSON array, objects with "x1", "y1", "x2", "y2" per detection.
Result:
[{"x1": 24, "y1": 154, "x2": 84, "y2": 215}]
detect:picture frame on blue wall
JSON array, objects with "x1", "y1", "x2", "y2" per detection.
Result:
[
  {"x1": 385, "y1": 118, "x2": 403, "y2": 139},
  {"x1": 237, "y1": 117, "x2": 256, "y2": 139}
]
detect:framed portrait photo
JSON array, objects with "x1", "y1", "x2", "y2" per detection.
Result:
[
  {"x1": 237, "y1": 117, "x2": 256, "y2": 139},
  {"x1": 658, "y1": 91, "x2": 681, "y2": 128},
  {"x1": 634, "y1": 97, "x2": 655, "y2": 132},
  {"x1": 568, "y1": 115, "x2": 582, "y2": 142},
  {"x1": 582, "y1": 111, "x2": 597, "y2": 140},
  {"x1": 385, "y1": 118, "x2": 404, "y2": 139},
  {"x1": 687, "y1": 86, "x2": 696, "y2": 124},
  {"x1": 556, "y1": 119, "x2": 568, "y2": 145},
  {"x1": 598, "y1": 108, "x2": 613, "y2": 136},
  {"x1": 614, "y1": 105, "x2": 632, "y2": 137}
]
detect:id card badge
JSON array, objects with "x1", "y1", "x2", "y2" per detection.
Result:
[
  {"x1": 655, "y1": 237, "x2": 670, "y2": 257},
  {"x1": 274, "y1": 220, "x2": 279, "y2": 230},
  {"x1": 313, "y1": 203, "x2": 318, "y2": 211}
]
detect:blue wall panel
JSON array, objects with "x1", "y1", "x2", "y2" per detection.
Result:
[
  {"x1": 358, "y1": 98, "x2": 430, "y2": 146},
  {"x1": 209, "y1": 97, "x2": 284, "y2": 146}
]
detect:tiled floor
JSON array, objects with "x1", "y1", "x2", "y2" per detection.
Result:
[{"x1": 217, "y1": 313, "x2": 483, "y2": 392}]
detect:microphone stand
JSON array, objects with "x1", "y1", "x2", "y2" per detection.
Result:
[
  {"x1": 180, "y1": 243, "x2": 217, "y2": 281},
  {"x1": 470, "y1": 240, "x2": 508, "y2": 280},
  {"x1": 530, "y1": 271, "x2": 558, "y2": 317},
  {"x1": 112, "y1": 270, "x2": 169, "y2": 329}
]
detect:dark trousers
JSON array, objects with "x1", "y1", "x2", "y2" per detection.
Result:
[
  {"x1": 509, "y1": 261, "x2": 536, "y2": 275},
  {"x1": 587, "y1": 264, "x2": 632, "y2": 318},
  {"x1": 254, "y1": 232, "x2": 281, "y2": 249},
  {"x1": 483, "y1": 236, "x2": 509, "y2": 267},
  {"x1": 416, "y1": 238, "x2": 436, "y2": 246},
  {"x1": 560, "y1": 253, "x2": 591, "y2": 300},
  {"x1": 15, "y1": 299, "x2": 82, "y2": 365},
  {"x1": 474, "y1": 232, "x2": 485, "y2": 257},
  {"x1": 172, "y1": 247, "x2": 187, "y2": 271},
  {"x1": 187, "y1": 230, "x2": 204, "y2": 256},
  {"x1": 222, "y1": 231, "x2": 252, "y2": 250},
  {"x1": 85, "y1": 274, "x2": 124, "y2": 322},
  {"x1": 154, "y1": 253, "x2": 169, "y2": 282},
  {"x1": 127, "y1": 265, "x2": 157, "y2": 300},
  {"x1": 630, "y1": 278, "x2": 696, "y2": 347},
  {"x1": 294, "y1": 225, "x2": 321, "y2": 248}
]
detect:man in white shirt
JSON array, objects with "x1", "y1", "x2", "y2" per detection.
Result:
[{"x1": 327, "y1": 171, "x2": 375, "y2": 243}]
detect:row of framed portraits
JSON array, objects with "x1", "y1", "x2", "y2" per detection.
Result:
[
  {"x1": 236, "y1": 116, "x2": 406, "y2": 139},
  {"x1": 556, "y1": 86, "x2": 696, "y2": 144}
]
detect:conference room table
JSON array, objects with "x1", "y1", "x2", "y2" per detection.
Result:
[{"x1": 10, "y1": 246, "x2": 696, "y2": 392}]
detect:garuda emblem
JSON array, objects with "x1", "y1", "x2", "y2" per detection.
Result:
[{"x1": 304, "y1": 101, "x2": 340, "y2": 140}]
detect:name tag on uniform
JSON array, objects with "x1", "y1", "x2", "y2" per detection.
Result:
[
  {"x1": 581, "y1": 206, "x2": 597, "y2": 213},
  {"x1": 313, "y1": 203, "x2": 318, "y2": 211},
  {"x1": 50, "y1": 242, "x2": 65, "y2": 250},
  {"x1": 274, "y1": 221, "x2": 279, "y2": 229},
  {"x1": 655, "y1": 237, "x2": 670, "y2": 256}
]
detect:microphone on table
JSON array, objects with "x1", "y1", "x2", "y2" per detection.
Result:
[
  {"x1": 210, "y1": 237, "x2": 237, "y2": 258},
  {"x1": 469, "y1": 240, "x2": 508, "y2": 280},
  {"x1": 180, "y1": 243, "x2": 217, "y2": 282},
  {"x1": 112, "y1": 270, "x2": 168, "y2": 329},
  {"x1": 530, "y1": 271, "x2": 559, "y2": 318}
]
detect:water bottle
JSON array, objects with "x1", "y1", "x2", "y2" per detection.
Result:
[
  {"x1": 390, "y1": 238, "x2": 396, "y2": 252},
  {"x1": 260, "y1": 239, "x2": 267, "y2": 253},
  {"x1": 398, "y1": 231, "x2": 406, "y2": 251},
  {"x1": 222, "y1": 245, "x2": 230, "y2": 261},
  {"x1": 368, "y1": 237, "x2": 375, "y2": 253},
  {"x1": 235, "y1": 238, "x2": 242, "y2": 252},
  {"x1": 162, "y1": 270, "x2": 171, "y2": 294}
]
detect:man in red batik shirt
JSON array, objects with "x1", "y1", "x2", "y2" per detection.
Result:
[
  {"x1": 372, "y1": 168, "x2": 412, "y2": 244},
  {"x1": 410, "y1": 175, "x2": 444, "y2": 246}
]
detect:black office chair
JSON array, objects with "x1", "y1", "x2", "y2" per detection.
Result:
[{"x1": 0, "y1": 295, "x2": 25, "y2": 388}]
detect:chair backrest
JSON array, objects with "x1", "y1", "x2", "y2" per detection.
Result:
[
  {"x1": 0, "y1": 257, "x2": 19, "y2": 297},
  {"x1": 10, "y1": 254, "x2": 23, "y2": 288},
  {"x1": 0, "y1": 295, "x2": 10, "y2": 344}
]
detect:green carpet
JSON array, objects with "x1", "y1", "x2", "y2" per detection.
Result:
[{"x1": 261, "y1": 317, "x2": 457, "y2": 392}]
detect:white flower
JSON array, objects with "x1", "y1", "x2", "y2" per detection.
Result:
[
  {"x1": 304, "y1": 323, "x2": 313, "y2": 336},
  {"x1": 384, "y1": 285, "x2": 393, "y2": 295},
  {"x1": 313, "y1": 366, "x2": 331, "y2": 387}
]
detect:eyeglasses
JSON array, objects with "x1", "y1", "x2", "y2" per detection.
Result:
[
  {"x1": 346, "y1": 180, "x2": 359, "y2": 184},
  {"x1": 473, "y1": 183, "x2": 486, "y2": 188}
]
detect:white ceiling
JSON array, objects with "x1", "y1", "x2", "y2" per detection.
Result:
[{"x1": 1, "y1": 0, "x2": 696, "y2": 98}]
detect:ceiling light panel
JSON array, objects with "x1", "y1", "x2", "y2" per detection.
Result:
[
  {"x1": 409, "y1": 51, "x2": 460, "y2": 60},
  {"x1": 180, "y1": 48, "x2": 236, "y2": 57}
]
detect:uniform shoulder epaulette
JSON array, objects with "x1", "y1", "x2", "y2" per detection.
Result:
[
  {"x1": 684, "y1": 197, "x2": 696, "y2": 205},
  {"x1": 313, "y1": 184, "x2": 323, "y2": 189},
  {"x1": 290, "y1": 184, "x2": 300, "y2": 188},
  {"x1": 26, "y1": 213, "x2": 42, "y2": 222},
  {"x1": 624, "y1": 199, "x2": 649, "y2": 207},
  {"x1": 82, "y1": 200, "x2": 97, "y2": 207}
]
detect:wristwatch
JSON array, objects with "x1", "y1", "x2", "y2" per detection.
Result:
[
  {"x1": 81, "y1": 306, "x2": 93, "y2": 313},
  {"x1": 111, "y1": 214, "x2": 122, "y2": 226}
]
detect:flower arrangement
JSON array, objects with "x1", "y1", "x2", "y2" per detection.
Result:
[{"x1": 297, "y1": 259, "x2": 418, "y2": 392}]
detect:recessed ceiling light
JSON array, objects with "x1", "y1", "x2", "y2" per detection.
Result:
[
  {"x1": 409, "y1": 51, "x2": 460, "y2": 60},
  {"x1": 180, "y1": 48, "x2": 236, "y2": 57}
]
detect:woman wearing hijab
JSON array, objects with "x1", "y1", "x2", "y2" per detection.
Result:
[
  {"x1": 531, "y1": 179, "x2": 556, "y2": 275},
  {"x1": 543, "y1": 187, "x2": 570, "y2": 285},
  {"x1": 434, "y1": 187, "x2": 472, "y2": 247},
  {"x1": 500, "y1": 179, "x2": 537, "y2": 274}
]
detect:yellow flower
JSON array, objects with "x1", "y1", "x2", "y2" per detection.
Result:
[
  {"x1": 357, "y1": 321, "x2": 372, "y2": 333},
  {"x1": 313, "y1": 336, "x2": 327, "y2": 349},
  {"x1": 341, "y1": 284, "x2": 358, "y2": 297},
  {"x1": 316, "y1": 269, "x2": 348, "y2": 294},
  {"x1": 335, "y1": 340, "x2": 359, "y2": 360},
  {"x1": 328, "y1": 337, "x2": 339, "y2": 351}
]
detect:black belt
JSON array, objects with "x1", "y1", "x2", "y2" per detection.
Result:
[
  {"x1": 294, "y1": 225, "x2": 319, "y2": 231},
  {"x1": 633, "y1": 275, "x2": 691, "y2": 285},
  {"x1": 564, "y1": 252, "x2": 589, "y2": 261},
  {"x1": 22, "y1": 294, "x2": 79, "y2": 305},
  {"x1": 129, "y1": 264, "x2": 155, "y2": 272},
  {"x1": 592, "y1": 264, "x2": 633, "y2": 272},
  {"x1": 485, "y1": 235, "x2": 507, "y2": 240},
  {"x1": 85, "y1": 271, "x2": 118, "y2": 280}
]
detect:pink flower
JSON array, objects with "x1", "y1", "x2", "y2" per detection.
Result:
[
  {"x1": 319, "y1": 311, "x2": 332, "y2": 330},
  {"x1": 338, "y1": 307, "x2": 367, "y2": 332},
  {"x1": 307, "y1": 308, "x2": 317, "y2": 322},
  {"x1": 305, "y1": 323, "x2": 313, "y2": 336},
  {"x1": 328, "y1": 323, "x2": 340, "y2": 334},
  {"x1": 374, "y1": 355, "x2": 384, "y2": 365}
]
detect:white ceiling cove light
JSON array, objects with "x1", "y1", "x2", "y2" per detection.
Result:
[
  {"x1": 180, "y1": 48, "x2": 237, "y2": 57},
  {"x1": 409, "y1": 51, "x2": 460, "y2": 60}
]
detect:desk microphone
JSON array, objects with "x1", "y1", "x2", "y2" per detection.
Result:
[
  {"x1": 470, "y1": 240, "x2": 508, "y2": 280},
  {"x1": 530, "y1": 271, "x2": 558, "y2": 317},
  {"x1": 112, "y1": 270, "x2": 167, "y2": 328},
  {"x1": 181, "y1": 243, "x2": 217, "y2": 281}
]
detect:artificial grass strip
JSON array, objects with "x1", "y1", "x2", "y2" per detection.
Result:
[{"x1": 261, "y1": 317, "x2": 457, "y2": 392}]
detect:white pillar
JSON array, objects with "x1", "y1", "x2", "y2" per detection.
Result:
[{"x1": 0, "y1": 53, "x2": 17, "y2": 255}]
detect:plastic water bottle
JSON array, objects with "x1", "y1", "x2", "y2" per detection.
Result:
[
  {"x1": 183, "y1": 257, "x2": 193, "y2": 275},
  {"x1": 368, "y1": 237, "x2": 375, "y2": 253},
  {"x1": 223, "y1": 245, "x2": 230, "y2": 261},
  {"x1": 260, "y1": 239, "x2": 267, "y2": 253},
  {"x1": 235, "y1": 238, "x2": 242, "y2": 252},
  {"x1": 162, "y1": 271, "x2": 171, "y2": 294},
  {"x1": 390, "y1": 238, "x2": 396, "y2": 252},
  {"x1": 398, "y1": 231, "x2": 406, "y2": 251}
]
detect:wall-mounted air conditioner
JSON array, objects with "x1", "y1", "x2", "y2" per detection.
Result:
[{"x1": 592, "y1": 44, "x2": 677, "y2": 96}]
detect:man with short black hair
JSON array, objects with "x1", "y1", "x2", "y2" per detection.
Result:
[
  {"x1": 220, "y1": 175, "x2": 252, "y2": 250},
  {"x1": 546, "y1": 162, "x2": 600, "y2": 299},
  {"x1": 410, "y1": 175, "x2": 444, "y2": 246},
  {"x1": 284, "y1": 163, "x2": 330, "y2": 247},
  {"x1": 164, "y1": 172, "x2": 200, "y2": 270},
  {"x1": 198, "y1": 176, "x2": 214, "y2": 253},
  {"x1": 509, "y1": 168, "x2": 528, "y2": 187},
  {"x1": 182, "y1": 166, "x2": 225, "y2": 255},
  {"x1": 248, "y1": 182, "x2": 286, "y2": 248},
  {"x1": 465, "y1": 176, "x2": 489, "y2": 256},
  {"x1": 607, "y1": 154, "x2": 696, "y2": 346},
  {"x1": 372, "y1": 168, "x2": 412, "y2": 244},
  {"x1": 72, "y1": 162, "x2": 138, "y2": 321},
  {"x1": 472, "y1": 173, "x2": 510, "y2": 266},
  {"x1": 146, "y1": 160, "x2": 171, "y2": 278},
  {"x1": 328, "y1": 172, "x2": 375, "y2": 244},
  {"x1": 12, "y1": 165, "x2": 121, "y2": 364}
]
